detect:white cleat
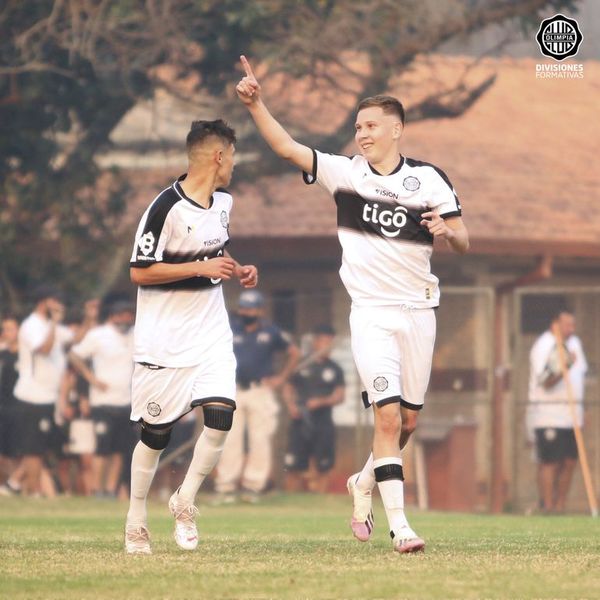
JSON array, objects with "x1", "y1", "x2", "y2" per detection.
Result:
[
  {"x1": 391, "y1": 526, "x2": 425, "y2": 554},
  {"x1": 346, "y1": 473, "x2": 374, "y2": 542},
  {"x1": 168, "y1": 489, "x2": 199, "y2": 551},
  {"x1": 125, "y1": 524, "x2": 152, "y2": 555}
]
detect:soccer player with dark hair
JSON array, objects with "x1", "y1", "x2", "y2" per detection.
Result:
[
  {"x1": 236, "y1": 56, "x2": 469, "y2": 553},
  {"x1": 125, "y1": 119, "x2": 258, "y2": 554}
]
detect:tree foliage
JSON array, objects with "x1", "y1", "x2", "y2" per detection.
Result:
[{"x1": 0, "y1": 0, "x2": 578, "y2": 310}]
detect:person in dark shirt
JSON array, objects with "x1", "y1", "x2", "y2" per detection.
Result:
[
  {"x1": 0, "y1": 316, "x2": 21, "y2": 493},
  {"x1": 214, "y1": 290, "x2": 300, "y2": 501},
  {"x1": 282, "y1": 324, "x2": 345, "y2": 493}
]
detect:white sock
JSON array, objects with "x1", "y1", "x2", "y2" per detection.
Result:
[
  {"x1": 126, "y1": 441, "x2": 162, "y2": 527},
  {"x1": 355, "y1": 453, "x2": 375, "y2": 493},
  {"x1": 177, "y1": 426, "x2": 228, "y2": 506},
  {"x1": 374, "y1": 457, "x2": 409, "y2": 534}
]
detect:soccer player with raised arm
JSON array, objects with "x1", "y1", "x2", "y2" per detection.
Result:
[
  {"x1": 125, "y1": 120, "x2": 258, "y2": 555},
  {"x1": 236, "y1": 56, "x2": 469, "y2": 553}
]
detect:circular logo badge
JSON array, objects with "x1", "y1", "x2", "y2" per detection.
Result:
[
  {"x1": 39, "y1": 418, "x2": 51, "y2": 433},
  {"x1": 403, "y1": 176, "x2": 420, "y2": 192},
  {"x1": 220, "y1": 210, "x2": 229, "y2": 229},
  {"x1": 373, "y1": 376, "x2": 389, "y2": 392},
  {"x1": 322, "y1": 368, "x2": 336, "y2": 383},
  {"x1": 536, "y1": 14, "x2": 583, "y2": 61},
  {"x1": 544, "y1": 428, "x2": 557, "y2": 442},
  {"x1": 147, "y1": 402, "x2": 161, "y2": 417}
]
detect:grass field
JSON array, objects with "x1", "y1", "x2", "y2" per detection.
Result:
[{"x1": 0, "y1": 494, "x2": 598, "y2": 600}]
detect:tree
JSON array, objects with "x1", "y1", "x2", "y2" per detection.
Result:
[{"x1": 0, "y1": 0, "x2": 578, "y2": 310}]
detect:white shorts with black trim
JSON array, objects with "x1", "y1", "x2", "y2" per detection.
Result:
[
  {"x1": 130, "y1": 351, "x2": 236, "y2": 425},
  {"x1": 350, "y1": 304, "x2": 436, "y2": 410}
]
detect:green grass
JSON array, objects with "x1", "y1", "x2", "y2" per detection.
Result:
[{"x1": 0, "y1": 494, "x2": 598, "y2": 600}]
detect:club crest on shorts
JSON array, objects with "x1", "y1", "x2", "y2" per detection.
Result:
[
  {"x1": 373, "y1": 376, "x2": 389, "y2": 392},
  {"x1": 146, "y1": 402, "x2": 161, "y2": 417},
  {"x1": 403, "y1": 176, "x2": 420, "y2": 192},
  {"x1": 95, "y1": 421, "x2": 108, "y2": 435}
]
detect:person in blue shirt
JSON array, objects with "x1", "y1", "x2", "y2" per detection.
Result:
[{"x1": 215, "y1": 290, "x2": 300, "y2": 501}]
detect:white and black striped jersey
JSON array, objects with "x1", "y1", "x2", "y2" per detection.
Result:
[
  {"x1": 130, "y1": 174, "x2": 233, "y2": 368},
  {"x1": 304, "y1": 151, "x2": 462, "y2": 308}
]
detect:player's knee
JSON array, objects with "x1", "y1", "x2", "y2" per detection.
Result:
[
  {"x1": 375, "y1": 406, "x2": 401, "y2": 438},
  {"x1": 203, "y1": 403, "x2": 235, "y2": 432},
  {"x1": 140, "y1": 421, "x2": 173, "y2": 450},
  {"x1": 401, "y1": 419, "x2": 417, "y2": 438}
]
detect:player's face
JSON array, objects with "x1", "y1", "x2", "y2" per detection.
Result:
[
  {"x1": 217, "y1": 144, "x2": 235, "y2": 187},
  {"x1": 557, "y1": 313, "x2": 576, "y2": 339},
  {"x1": 312, "y1": 334, "x2": 334, "y2": 356},
  {"x1": 1, "y1": 319, "x2": 18, "y2": 345},
  {"x1": 354, "y1": 107, "x2": 402, "y2": 165}
]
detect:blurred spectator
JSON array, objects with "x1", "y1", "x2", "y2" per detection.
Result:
[
  {"x1": 282, "y1": 324, "x2": 345, "y2": 493},
  {"x1": 0, "y1": 316, "x2": 20, "y2": 492},
  {"x1": 12, "y1": 287, "x2": 74, "y2": 496},
  {"x1": 215, "y1": 290, "x2": 300, "y2": 502},
  {"x1": 526, "y1": 309, "x2": 588, "y2": 514},
  {"x1": 69, "y1": 300, "x2": 135, "y2": 498},
  {"x1": 54, "y1": 364, "x2": 94, "y2": 495}
]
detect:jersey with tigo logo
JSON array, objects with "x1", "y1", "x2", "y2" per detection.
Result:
[
  {"x1": 231, "y1": 318, "x2": 292, "y2": 385},
  {"x1": 130, "y1": 174, "x2": 233, "y2": 368},
  {"x1": 303, "y1": 151, "x2": 462, "y2": 308},
  {"x1": 291, "y1": 358, "x2": 345, "y2": 418}
]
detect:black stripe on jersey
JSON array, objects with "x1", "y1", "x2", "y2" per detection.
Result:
[
  {"x1": 404, "y1": 157, "x2": 462, "y2": 218},
  {"x1": 174, "y1": 175, "x2": 213, "y2": 210},
  {"x1": 140, "y1": 243, "x2": 229, "y2": 292},
  {"x1": 302, "y1": 149, "x2": 318, "y2": 185},
  {"x1": 130, "y1": 188, "x2": 181, "y2": 268},
  {"x1": 142, "y1": 277, "x2": 222, "y2": 292},
  {"x1": 334, "y1": 189, "x2": 434, "y2": 245}
]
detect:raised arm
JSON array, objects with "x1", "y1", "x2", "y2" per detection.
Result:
[{"x1": 236, "y1": 55, "x2": 313, "y2": 173}]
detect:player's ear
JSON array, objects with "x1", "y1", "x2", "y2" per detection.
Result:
[
  {"x1": 392, "y1": 121, "x2": 403, "y2": 140},
  {"x1": 215, "y1": 149, "x2": 223, "y2": 165}
]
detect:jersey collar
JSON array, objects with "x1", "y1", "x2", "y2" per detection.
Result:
[
  {"x1": 174, "y1": 174, "x2": 214, "y2": 210},
  {"x1": 368, "y1": 155, "x2": 404, "y2": 176}
]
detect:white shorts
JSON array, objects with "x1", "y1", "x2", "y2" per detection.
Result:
[
  {"x1": 130, "y1": 352, "x2": 236, "y2": 425},
  {"x1": 350, "y1": 305, "x2": 436, "y2": 411}
]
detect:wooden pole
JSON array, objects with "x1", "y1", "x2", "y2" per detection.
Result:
[{"x1": 552, "y1": 323, "x2": 598, "y2": 517}]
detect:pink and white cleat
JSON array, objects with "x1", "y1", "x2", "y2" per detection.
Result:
[
  {"x1": 168, "y1": 488, "x2": 199, "y2": 551},
  {"x1": 391, "y1": 526, "x2": 425, "y2": 554},
  {"x1": 346, "y1": 473, "x2": 374, "y2": 542}
]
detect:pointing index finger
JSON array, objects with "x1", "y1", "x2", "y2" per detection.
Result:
[{"x1": 240, "y1": 55, "x2": 255, "y2": 79}]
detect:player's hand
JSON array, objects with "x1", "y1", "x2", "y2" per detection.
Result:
[
  {"x1": 288, "y1": 402, "x2": 301, "y2": 420},
  {"x1": 197, "y1": 257, "x2": 236, "y2": 280},
  {"x1": 305, "y1": 398, "x2": 323, "y2": 411},
  {"x1": 263, "y1": 374, "x2": 285, "y2": 390},
  {"x1": 61, "y1": 403, "x2": 75, "y2": 421},
  {"x1": 91, "y1": 377, "x2": 109, "y2": 392},
  {"x1": 236, "y1": 264, "x2": 258, "y2": 288},
  {"x1": 420, "y1": 211, "x2": 454, "y2": 240},
  {"x1": 236, "y1": 55, "x2": 261, "y2": 105}
]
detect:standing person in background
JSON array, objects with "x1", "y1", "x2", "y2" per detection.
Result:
[
  {"x1": 214, "y1": 290, "x2": 300, "y2": 503},
  {"x1": 0, "y1": 316, "x2": 21, "y2": 494},
  {"x1": 282, "y1": 324, "x2": 345, "y2": 493},
  {"x1": 12, "y1": 287, "x2": 74, "y2": 496},
  {"x1": 527, "y1": 309, "x2": 588, "y2": 514},
  {"x1": 69, "y1": 300, "x2": 135, "y2": 498}
]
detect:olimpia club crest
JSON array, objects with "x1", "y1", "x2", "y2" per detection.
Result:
[{"x1": 536, "y1": 14, "x2": 583, "y2": 61}]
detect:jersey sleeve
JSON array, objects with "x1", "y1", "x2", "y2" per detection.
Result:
[
  {"x1": 20, "y1": 318, "x2": 48, "y2": 353},
  {"x1": 302, "y1": 149, "x2": 353, "y2": 196},
  {"x1": 427, "y1": 167, "x2": 462, "y2": 219},
  {"x1": 130, "y1": 200, "x2": 175, "y2": 268},
  {"x1": 333, "y1": 363, "x2": 345, "y2": 387},
  {"x1": 272, "y1": 327, "x2": 293, "y2": 352},
  {"x1": 530, "y1": 334, "x2": 555, "y2": 381},
  {"x1": 70, "y1": 330, "x2": 97, "y2": 361}
]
